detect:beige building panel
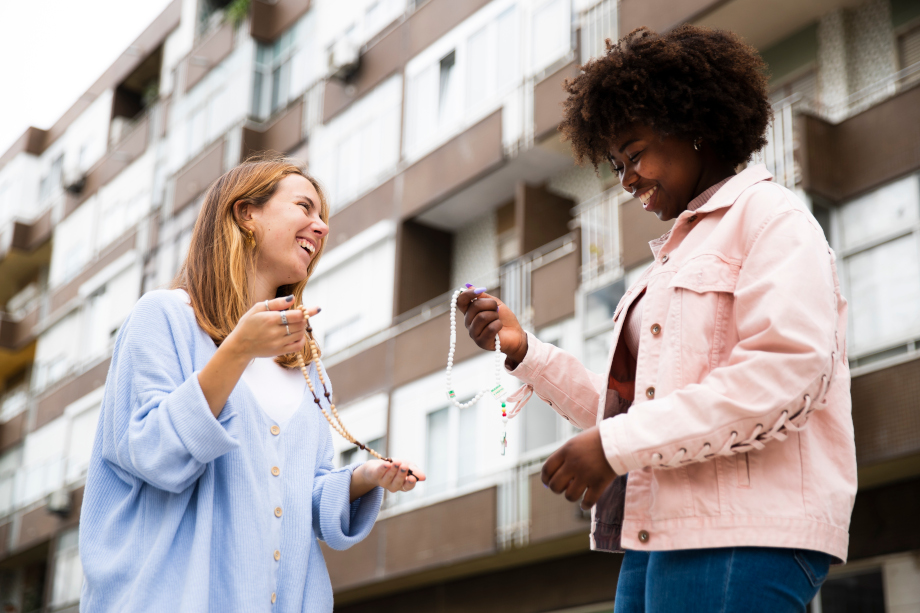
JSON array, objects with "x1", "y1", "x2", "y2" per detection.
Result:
[
  {"x1": 325, "y1": 341, "x2": 390, "y2": 406},
  {"x1": 531, "y1": 251, "x2": 579, "y2": 330},
  {"x1": 533, "y1": 62, "x2": 579, "y2": 140},
  {"x1": 326, "y1": 179, "x2": 396, "y2": 253},
  {"x1": 50, "y1": 232, "x2": 137, "y2": 313},
  {"x1": 251, "y1": 0, "x2": 312, "y2": 43},
  {"x1": 240, "y1": 99, "x2": 304, "y2": 160},
  {"x1": 619, "y1": 198, "x2": 670, "y2": 270},
  {"x1": 34, "y1": 358, "x2": 111, "y2": 432},
  {"x1": 529, "y1": 472, "x2": 591, "y2": 543},
  {"x1": 184, "y1": 21, "x2": 235, "y2": 93}
]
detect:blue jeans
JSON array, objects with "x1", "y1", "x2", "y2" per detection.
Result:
[{"x1": 614, "y1": 547, "x2": 832, "y2": 613}]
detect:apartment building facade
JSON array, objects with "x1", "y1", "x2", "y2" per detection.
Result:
[{"x1": 0, "y1": 0, "x2": 918, "y2": 611}]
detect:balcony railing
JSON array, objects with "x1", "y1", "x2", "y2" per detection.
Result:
[
  {"x1": 572, "y1": 184, "x2": 629, "y2": 285},
  {"x1": 752, "y1": 94, "x2": 800, "y2": 190},
  {"x1": 579, "y1": 0, "x2": 617, "y2": 66}
]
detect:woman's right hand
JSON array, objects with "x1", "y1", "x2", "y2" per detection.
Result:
[
  {"x1": 456, "y1": 288, "x2": 529, "y2": 369},
  {"x1": 225, "y1": 295, "x2": 319, "y2": 360}
]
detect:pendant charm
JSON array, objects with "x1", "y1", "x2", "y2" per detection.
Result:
[
  {"x1": 501, "y1": 431, "x2": 507, "y2": 455},
  {"x1": 490, "y1": 383, "x2": 505, "y2": 400}
]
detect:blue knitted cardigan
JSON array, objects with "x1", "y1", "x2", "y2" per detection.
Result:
[{"x1": 79, "y1": 289, "x2": 383, "y2": 612}]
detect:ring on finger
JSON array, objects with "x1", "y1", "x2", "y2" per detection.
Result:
[
  {"x1": 264, "y1": 300, "x2": 270, "y2": 311},
  {"x1": 280, "y1": 311, "x2": 288, "y2": 325},
  {"x1": 285, "y1": 324, "x2": 291, "y2": 336}
]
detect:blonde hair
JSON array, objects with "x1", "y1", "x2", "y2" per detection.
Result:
[{"x1": 172, "y1": 153, "x2": 329, "y2": 367}]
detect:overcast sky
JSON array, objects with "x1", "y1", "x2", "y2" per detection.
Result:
[{"x1": 0, "y1": 0, "x2": 174, "y2": 155}]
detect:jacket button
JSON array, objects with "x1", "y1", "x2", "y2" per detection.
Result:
[
  {"x1": 271, "y1": 425, "x2": 280, "y2": 436},
  {"x1": 274, "y1": 550, "x2": 281, "y2": 561},
  {"x1": 646, "y1": 387, "x2": 655, "y2": 399},
  {"x1": 272, "y1": 466, "x2": 280, "y2": 476},
  {"x1": 638, "y1": 530, "x2": 650, "y2": 543},
  {"x1": 661, "y1": 254, "x2": 669, "y2": 263},
  {"x1": 650, "y1": 323, "x2": 661, "y2": 335},
  {"x1": 274, "y1": 507, "x2": 283, "y2": 518},
  {"x1": 271, "y1": 592, "x2": 276, "y2": 604}
]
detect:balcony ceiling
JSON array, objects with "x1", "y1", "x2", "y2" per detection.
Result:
[
  {"x1": 694, "y1": 0, "x2": 863, "y2": 50},
  {"x1": 415, "y1": 136, "x2": 575, "y2": 231},
  {"x1": 0, "y1": 241, "x2": 51, "y2": 309}
]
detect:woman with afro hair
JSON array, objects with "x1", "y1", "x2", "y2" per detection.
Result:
[{"x1": 457, "y1": 25, "x2": 856, "y2": 612}]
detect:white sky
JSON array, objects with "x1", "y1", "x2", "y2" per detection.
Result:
[{"x1": 0, "y1": 0, "x2": 175, "y2": 155}]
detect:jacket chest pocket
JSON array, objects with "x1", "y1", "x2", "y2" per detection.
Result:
[{"x1": 666, "y1": 254, "x2": 741, "y2": 375}]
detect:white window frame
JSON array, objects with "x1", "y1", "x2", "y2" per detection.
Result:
[{"x1": 828, "y1": 173, "x2": 920, "y2": 369}]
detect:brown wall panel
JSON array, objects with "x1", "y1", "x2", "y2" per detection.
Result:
[
  {"x1": 619, "y1": 198, "x2": 670, "y2": 270},
  {"x1": 392, "y1": 309, "x2": 482, "y2": 387},
  {"x1": 185, "y1": 21, "x2": 235, "y2": 92},
  {"x1": 73, "y1": 115, "x2": 150, "y2": 216},
  {"x1": 0, "y1": 521, "x2": 9, "y2": 557},
  {"x1": 383, "y1": 487, "x2": 496, "y2": 576},
  {"x1": 0, "y1": 411, "x2": 26, "y2": 453},
  {"x1": 327, "y1": 179, "x2": 396, "y2": 252},
  {"x1": 323, "y1": 529, "x2": 381, "y2": 591},
  {"x1": 531, "y1": 252, "x2": 579, "y2": 329},
  {"x1": 849, "y1": 476, "x2": 920, "y2": 561},
  {"x1": 517, "y1": 183, "x2": 574, "y2": 255},
  {"x1": 0, "y1": 307, "x2": 38, "y2": 351},
  {"x1": 16, "y1": 506, "x2": 59, "y2": 552},
  {"x1": 251, "y1": 0, "x2": 311, "y2": 43},
  {"x1": 337, "y1": 549, "x2": 621, "y2": 613},
  {"x1": 618, "y1": 0, "x2": 723, "y2": 37},
  {"x1": 26, "y1": 209, "x2": 53, "y2": 250},
  {"x1": 851, "y1": 357, "x2": 920, "y2": 467},
  {"x1": 240, "y1": 99, "x2": 304, "y2": 159},
  {"x1": 394, "y1": 221, "x2": 452, "y2": 316},
  {"x1": 325, "y1": 341, "x2": 390, "y2": 406},
  {"x1": 34, "y1": 358, "x2": 111, "y2": 431},
  {"x1": 529, "y1": 472, "x2": 591, "y2": 543},
  {"x1": 533, "y1": 62, "x2": 579, "y2": 140},
  {"x1": 401, "y1": 110, "x2": 504, "y2": 218},
  {"x1": 50, "y1": 232, "x2": 137, "y2": 313},
  {"x1": 407, "y1": 0, "x2": 492, "y2": 57},
  {"x1": 800, "y1": 86, "x2": 920, "y2": 202},
  {"x1": 173, "y1": 140, "x2": 225, "y2": 214},
  {"x1": 0, "y1": 127, "x2": 48, "y2": 172}
]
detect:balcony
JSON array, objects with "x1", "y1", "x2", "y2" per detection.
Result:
[{"x1": 323, "y1": 453, "x2": 592, "y2": 602}]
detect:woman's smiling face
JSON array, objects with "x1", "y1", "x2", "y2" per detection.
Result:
[{"x1": 606, "y1": 124, "x2": 704, "y2": 222}]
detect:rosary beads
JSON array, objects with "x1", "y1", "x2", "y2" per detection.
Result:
[
  {"x1": 295, "y1": 305, "x2": 415, "y2": 479},
  {"x1": 446, "y1": 288, "x2": 513, "y2": 454}
]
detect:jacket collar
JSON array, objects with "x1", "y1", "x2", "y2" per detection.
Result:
[
  {"x1": 645, "y1": 164, "x2": 774, "y2": 259},
  {"x1": 692, "y1": 164, "x2": 774, "y2": 215}
]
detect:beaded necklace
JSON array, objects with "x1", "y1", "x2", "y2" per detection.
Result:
[
  {"x1": 446, "y1": 288, "x2": 513, "y2": 454},
  {"x1": 294, "y1": 305, "x2": 415, "y2": 478}
]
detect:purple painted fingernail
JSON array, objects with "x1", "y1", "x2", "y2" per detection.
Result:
[
  {"x1": 285, "y1": 294, "x2": 294, "y2": 302},
  {"x1": 316, "y1": 307, "x2": 322, "y2": 313},
  {"x1": 465, "y1": 283, "x2": 473, "y2": 288},
  {"x1": 496, "y1": 304, "x2": 500, "y2": 312},
  {"x1": 474, "y1": 287, "x2": 486, "y2": 294}
]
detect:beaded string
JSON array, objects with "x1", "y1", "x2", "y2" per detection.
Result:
[
  {"x1": 295, "y1": 305, "x2": 415, "y2": 479},
  {"x1": 446, "y1": 288, "x2": 512, "y2": 454}
]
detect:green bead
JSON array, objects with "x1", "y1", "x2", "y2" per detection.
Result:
[{"x1": 501, "y1": 402, "x2": 506, "y2": 407}]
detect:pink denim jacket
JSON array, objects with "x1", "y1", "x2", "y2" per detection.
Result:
[{"x1": 509, "y1": 165, "x2": 857, "y2": 562}]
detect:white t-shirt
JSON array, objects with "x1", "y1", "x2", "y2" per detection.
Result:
[{"x1": 241, "y1": 357, "x2": 306, "y2": 426}]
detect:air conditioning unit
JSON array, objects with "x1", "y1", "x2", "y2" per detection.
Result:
[
  {"x1": 327, "y1": 35, "x2": 361, "y2": 81},
  {"x1": 47, "y1": 488, "x2": 71, "y2": 516},
  {"x1": 62, "y1": 167, "x2": 86, "y2": 195}
]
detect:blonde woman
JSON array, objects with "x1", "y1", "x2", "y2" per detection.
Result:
[{"x1": 79, "y1": 156, "x2": 424, "y2": 612}]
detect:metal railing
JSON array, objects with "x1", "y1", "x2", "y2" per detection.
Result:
[
  {"x1": 323, "y1": 234, "x2": 579, "y2": 368},
  {"x1": 572, "y1": 184, "x2": 629, "y2": 285},
  {"x1": 579, "y1": 0, "x2": 617, "y2": 65},
  {"x1": 752, "y1": 94, "x2": 801, "y2": 190},
  {"x1": 819, "y1": 62, "x2": 920, "y2": 123}
]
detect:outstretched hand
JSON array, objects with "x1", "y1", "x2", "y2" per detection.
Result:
[
  {"x1": 541, "y1": 428, "x2": 617, "y2": 510},
  {"x1": 456, "y1": 288, "x2": 529, "y2": 368},
  {"x1": 350, "y1": 458, "x2": 426, "y2": 501}
]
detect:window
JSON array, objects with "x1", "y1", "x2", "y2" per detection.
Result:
[
  {"x1": 0, "y1": 447, "x2": 22, "y2": 517},
  {"x1": 425, "y1": 401, "x2": 478, "y2": 494},
  {"x1": 49, "y1": 197, "x2": 97, "y2": 287},
  {"x1": 303, "y1": 225, "x2": 396, "y2": 354},
  {"x1": 51, "y1": 528, "x2": 83, "y2": 607},
  {"x1": 310, "y1": 74, "x2": 402, "y2": 210},
  {"x1": 835, "y1": 174, "x2": 920, "y2": 361},
  {"x1": 583, "y1": 278, "x2": 625, "y2": 373},
  {"x1": 522, "y1": 324, "x2": 570, "y2": 452},
  {"x1": 403, "y1": 1, "x2": 521, "y2": 160},
  {"x1": 531, "y1": 0, "x2": 571, "y2": 73},
  {"x1": 19, "y1": 419, "x2": 67, "y2": 506},
  {"x1": 33, "y1": 311, "x2": 81, "y2": 391},
  {"x1": 810, "y1": 568, "x2": 885, "y2": 613},
  {"x1": 67, "y1": 402, "x2": 102, "y2": 482},
  {"x1": 39, "y1": 153, "x2": 64, "y2": 204},
  {"x1": 80, "y1": 263, "x2": 142, "y2": 364},
  {"x1": 251, "y1": 13, "x2": 320, "y2": 121}
]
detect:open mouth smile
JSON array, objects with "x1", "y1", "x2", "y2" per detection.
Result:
[
  {"x1": 637, "y1": 186, "x2": 658, "y2": 211},
  {"x1": 296, "y1": 237, "x2": 316, "y2": 255}
]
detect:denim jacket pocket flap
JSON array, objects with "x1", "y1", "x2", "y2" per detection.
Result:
[{"x1": 667, "y1": 254, "x2": 740, "y2": 294}]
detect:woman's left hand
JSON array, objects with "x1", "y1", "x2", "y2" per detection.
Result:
[
  {"x1": 350, "y1": 459, "x2": 426, "y2": 501},
  {"x1": 542, "y1": 427, "x2": 617, "y2": 510}
]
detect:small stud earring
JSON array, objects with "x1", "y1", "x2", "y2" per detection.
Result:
[
  {"x1": 245, "y1": 229, "x2": 255, "y2": 247},
  {"x1": 693, "y1": 138, "x2": 702, "y2": 151}
]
